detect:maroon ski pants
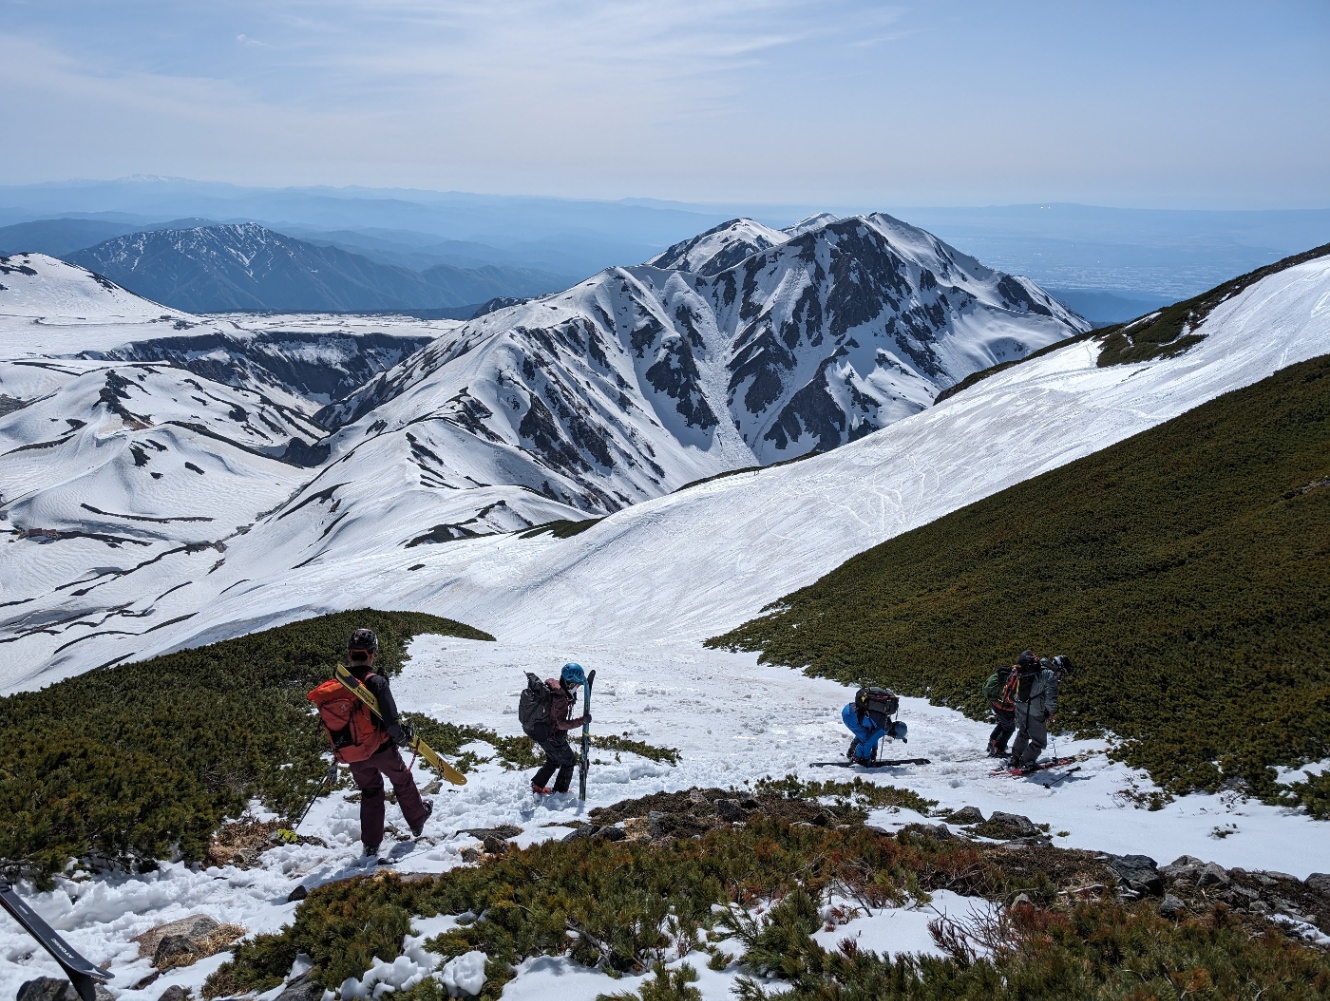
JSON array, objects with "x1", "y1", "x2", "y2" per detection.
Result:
[{"x1": 348, "y1": 742, "x2": 428, "y2": 849}]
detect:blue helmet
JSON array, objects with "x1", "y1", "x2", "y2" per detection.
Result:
[
  {"x1": 560, "y1": 662, "x2": 586, "y2": 687},
  {"x1": 889, "y1": 720, "x2": 908, "y2": 743}
]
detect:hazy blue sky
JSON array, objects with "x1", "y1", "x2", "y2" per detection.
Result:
[{"x1": 1, "y1": 1, "x2": 1326, "y2": 207}]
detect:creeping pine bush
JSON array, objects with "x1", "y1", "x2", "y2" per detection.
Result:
[
  {"x1": 207, "y1": 814, "x2": 1330, "y2": 1001},
  {"x1": 0, "y1": 609, "x2": 492, "y2": 882},
  {"x1": 710, "y1": 355, "x2": 1330, "y2": 815},
  {"x1": 207, "y1": 815, "x2": 1000, "y2": 999}
]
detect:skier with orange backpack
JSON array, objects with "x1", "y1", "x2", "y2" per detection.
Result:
[{"x1": 307, "y1": 627, "x2": 432, "y2": 858}]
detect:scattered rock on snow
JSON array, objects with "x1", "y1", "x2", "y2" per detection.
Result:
[
  {"x1": 481, "y1": 835, "x2": 512, "y2": 855},
  {"x1": 458, "y1": 825, "x2": 521, "y2": 841},
  {"x1": 156, "y1": 986, "x2": 190, "y2": 1001},
  {"x1": 287, "y1": 884, "x2": 309, "y2": 903},
  {"x1": 17, "y1": 979, "x2": 113, "y2": 1001},
  {"x1": 135, "y1": 914, "x2": 244, "y2": 971},
  {"x1": 975, "y1": 811, "x2": 1039, "y2": 839},
  {"x1": 943, "y1": 806, "x2": 985, "y2": 825}
]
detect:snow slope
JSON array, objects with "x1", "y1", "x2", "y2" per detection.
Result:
[
  {"x1": 127, "y1": 252, "x2": 1330, "y2": 660},
  {"x1": 3, "y1": 250, "x2": 1326, "y2": 689}
]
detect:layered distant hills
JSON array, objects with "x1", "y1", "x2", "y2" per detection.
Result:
[{"x1": 62, "y1": 222, "x2": 574, "y2": 313}]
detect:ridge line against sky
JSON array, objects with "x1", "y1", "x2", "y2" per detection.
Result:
[{"x1": 0, "y1": 1, "x2": 1327, "y2": 208}]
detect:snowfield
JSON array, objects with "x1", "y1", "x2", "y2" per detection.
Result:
[{"x1": 1, "y1": 246, "x2": 1328, "y2": 1000}]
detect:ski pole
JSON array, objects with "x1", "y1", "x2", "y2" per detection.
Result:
[{"x1": 281, "y1": 761, "x2": 338, "y2": 840}]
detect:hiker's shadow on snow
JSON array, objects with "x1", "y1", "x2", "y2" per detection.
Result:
[
  {"x1": 1026, "y1": 770, "x2": 1089, "y2": 790},
  {"x1": 291, "y1": 855, "x2": 384, "y2": 898}
]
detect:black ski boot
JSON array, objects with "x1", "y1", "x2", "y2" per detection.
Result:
[{"x1": 410, "y1": 800, "x2": 434, "y2": 838}]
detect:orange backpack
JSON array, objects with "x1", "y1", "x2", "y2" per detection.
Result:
[{"x1": 308, "y1": 677, "x2": 382, "y2": 763}]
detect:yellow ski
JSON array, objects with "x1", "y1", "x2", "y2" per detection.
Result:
[{"x1": 334, "y1": 663, "x2": 467, "y2": 786}]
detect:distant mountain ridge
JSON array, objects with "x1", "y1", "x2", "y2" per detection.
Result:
[{"x1": 67, "y1": 222, "x2": 574, "y2": 312}]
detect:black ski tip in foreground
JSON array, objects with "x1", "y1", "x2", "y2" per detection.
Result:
[
  {"x1": 809, "y1": 757, "x2": 932, "y2": 768},
  {"x1": 0, "y1": 878, "x2": 113, "y2": 1001}
]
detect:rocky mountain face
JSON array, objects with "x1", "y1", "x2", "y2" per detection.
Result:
[
  {"x1": 67, "y1": 223, "x2": 571, "y2": 313},
  {"x1": 90, "y1": 329, "x2": 434, "y2": 409},
  {"x1": 322, "y1": 213, "x2": 1088, "y2": 516}
]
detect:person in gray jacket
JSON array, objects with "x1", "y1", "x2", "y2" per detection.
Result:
[{"x1": 1010, "y1": 651, "x2": 1073, "y2": 771}]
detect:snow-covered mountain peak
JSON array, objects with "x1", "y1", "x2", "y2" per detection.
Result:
[
  {"x1": 646, "y1": 218, "x2": 792, "y2": 276},
  {"x1": 783, "y1": 213, "x2": 841, "y2": 237},
  {"x1": 0, "y1": 253, "x2": 182, "y2": 324}
]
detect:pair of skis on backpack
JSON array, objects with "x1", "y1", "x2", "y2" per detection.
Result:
[{"x1": 331, "y1": 663, "x2": 467, "y2": 785}]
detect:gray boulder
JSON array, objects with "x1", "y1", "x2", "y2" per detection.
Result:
[
  {"x1": 158, "y1": 987, "x2": 191, "y2": 1001},
  {"x1": 1159, "y1": 894, "x2": 1187, "y2": 918},
  {"x1": 134, "y1": 914, "x2": 241, "y2": 972},
  {"x1": 17, "y1": 979, "x2": 114, "y2": 1001},
  {"x1": 1109, "y1": 855, "x2": 1163, "y2": 897},
  {"x1": 943, "y1": 806, "x2": 985, "y2": 825},
  {"x1": 984, "y1": 811, "x2": 1039, "y2": 838},
  {"x1": 1197, "y1": 862, "x2": 1230, "y2": 888},
  {"x1": 1160, "y1": 855, "x2": 1204, "y2": 880},
  {"x1": 715, "y1": 799, "x2": 748, "y2": 822},
  {"x1": 1304, "y1": 872, "x2": 1330, "y2": 896},
  {"x1": 274, "y1": 973, "x2": 324, "y2": 1001}
]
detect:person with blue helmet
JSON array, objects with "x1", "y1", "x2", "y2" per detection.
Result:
[
  {"x1": 842, "y1": 685, "x2": 908, "y2": 764},
  {"x1": 529, "y1": 662, "x2": 591, "y2": 795}
]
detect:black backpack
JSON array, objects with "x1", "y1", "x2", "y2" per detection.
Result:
[
  {"x1": 518, "y1": 672, "x2": 554, "y2": 738},
  {"x1": 855, "y1": 686, "x2": 899, "y2": 718}
]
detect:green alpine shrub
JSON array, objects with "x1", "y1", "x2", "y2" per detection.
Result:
[{"x1": 0, "y1": 609, "x2": 492, "y2": 881}]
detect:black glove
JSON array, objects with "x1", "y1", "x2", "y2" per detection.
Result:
[
  {"x1": 581, "y1": 713, "x2": 592, "y2": 725},
  {"x1": 396, "y1": 724, "x2": 416, "y2": 748}
]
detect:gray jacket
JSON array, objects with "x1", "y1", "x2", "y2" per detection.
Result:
[{"x1": 1014, "y1": 668, "x2": 1060, "y2": 717}]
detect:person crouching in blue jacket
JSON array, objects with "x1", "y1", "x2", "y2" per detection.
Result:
[{"x1": 842, "y1": 686, "x2": 908, "y2": 764}]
